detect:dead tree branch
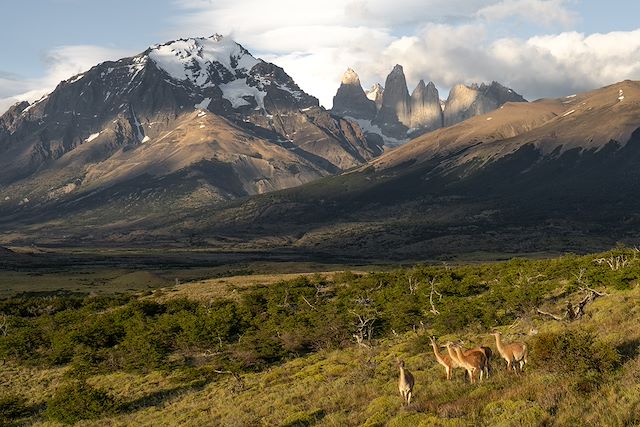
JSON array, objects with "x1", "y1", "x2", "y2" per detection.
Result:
[
  {"x1": 350, "y1": 310, "x2": 376, "y2": 348},
  {"x1": 301, "y1": 295, "x2": 317, "y2": 311},
  {"x1": 408, "y1": 276, "x2": 419, "y2": 295},
  {"x1": 593, "y1": 255, "x2": 629, "y2": 270},
  {"x1": 536, "y1": 309, "x2": 565, "y2": 321},
  {"x1": 428, "y1": 278, "x2": 442, "y2": 315},
  {"x1": 537, "y1": 286, "x2": 608, "y2": 321},
  {"x1": 0, "y1": 315, "x2": 7, "y2": 337}
]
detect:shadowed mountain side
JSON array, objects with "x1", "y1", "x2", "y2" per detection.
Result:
[
  {"x1": 2, "y1": 81, "x2": 640, "y2": 260},
  {"x1": 0, "y1": 35, "x2": 381, "y2": 222}
]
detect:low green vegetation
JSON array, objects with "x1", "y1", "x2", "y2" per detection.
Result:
[{"x1": 1, "y1": 248, "x2": 640, "y2": 425}]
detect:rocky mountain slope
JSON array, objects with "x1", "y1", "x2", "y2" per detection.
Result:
[
  {"x1": 331, "y1": 66, "x2": 525, "y2": 144},
  {"x1": 0, "y1": 35, "x2": 381, "y2": 217},
  {"x1": 2, "y1": 58, "x2": 639, "y2": 256},
  {"x1": 172, "y1": 80, "x2": 640, "y2": 258},
  {"x1": 443, "y1": 82, "x2": 527, "y2": 126}
]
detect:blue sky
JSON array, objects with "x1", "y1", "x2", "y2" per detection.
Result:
[{"x1": 2, "y1": 0, "x2": 640, "y2": 111}]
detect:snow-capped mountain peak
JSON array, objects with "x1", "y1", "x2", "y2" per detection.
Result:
[{"x1": 147, "y1": 35, "x2": 262, "y2": 88}]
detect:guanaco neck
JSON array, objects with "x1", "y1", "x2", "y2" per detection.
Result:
[
  {"x1": 453, "y1": 346, "x2": 467, "y2": 365},
  {"x1": 399, "y1": 366, "x2": 411, "y2": 386},
  {"x1": 445, "y1": 344, "x2": 460, "y2": 365},
  {"x1": 431, "y1": 340, "x2": 449, "y2": 366},
  {"x1": 493, "y1": 334, "x2": 507, "y2": 356}
]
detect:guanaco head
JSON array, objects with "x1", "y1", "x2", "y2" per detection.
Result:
[
  {"x1": 397, "y1": 359, "x2": 405, "y2": 368},
  {"x1": 429, "y1": 335, "x2": 437, "y2": 345}
]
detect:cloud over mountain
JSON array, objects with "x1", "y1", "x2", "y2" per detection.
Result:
[
  {"x1": 1, "y1": 0, "x2": 640, "y2": 113},
  {"x1": 169, "y1": 0, "x2": 640, "y2": 107}
]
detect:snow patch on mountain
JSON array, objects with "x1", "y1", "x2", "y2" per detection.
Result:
[
  {"x1": 220, "y1": 79, "x2": 266, "y2": 109},
  {"x1": 148, "y1": 35, "x2": 260, "y2": 88},
  {"x1": 346, "y1": 116, "x2": 408, "y2": 148},
  {"x1": 194, "y1": 98, "x2": 211, "y2": 109},
  {"x1": 85, "y1": 133, "x2": 101, "y2": 143}
]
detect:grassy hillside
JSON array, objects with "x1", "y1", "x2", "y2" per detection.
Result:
[{"x1": 1, "y1": 248, "x2": 639, "y2": 426}]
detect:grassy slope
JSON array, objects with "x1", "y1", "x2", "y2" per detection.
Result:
[{"x1": 2, "y1": 251, "x2": 640, "y2": 426}]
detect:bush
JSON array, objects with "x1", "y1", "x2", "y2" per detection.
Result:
[
  {"x1": 532, "y1": 330, "x2": 620, "y2": 392},
  {"x1": 44, "y1": 380, "x2": 117, "y2": 424}
]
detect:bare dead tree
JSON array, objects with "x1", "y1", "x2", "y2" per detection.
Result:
[
  {"x1": 537, "y1": 286, "x2": 608, "y2": 321},
  {"x1": 572, "y1": 268, "x2": 587, "y2": 286},
  {"x1": 279, "y1": 289, "x2": 290, "y2": 308},
  {"x1": 0, "y1": 315, "x2": 8, "y2": 337},
  {"x1": 593, "y1": 255, "x2": 629, "y2": 271},
  {"x1": 350, "y1": 310, "x2": 376, "y2": 348},
  {"x1": 408, "y1": 276, "x2": 419, "y2": 295},
  {"x1": 428, "y1": 278, "x2": 442, "y2": 315}
]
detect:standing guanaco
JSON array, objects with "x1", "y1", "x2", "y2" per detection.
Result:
[
  {"x1": 397, "y1": 359, "x2": 415, "y2": 405},
  {"x1": 491, "y1": 331, "x2": 528, "y2": 373}
]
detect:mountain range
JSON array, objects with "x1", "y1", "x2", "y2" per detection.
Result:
[
  {"x1": 0, "y1": 35, "x2": 381, "y2": 216},
  {"x1": 330, "y1": 65, "x2": 526, "y2": 143},
  {"x1": 1, "y1": 34, "x2": 639, "y2": 259}
]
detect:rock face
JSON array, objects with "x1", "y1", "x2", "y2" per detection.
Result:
[
  {"x1": 330, "y1": 66, "x2": 526, "y2": 145},
  {"x1": 0, "y1": 35, "x2": 383, "y2": 217},
  {"x1": 331, "y1": 69, "x2": 377, "y2": 120},
  {"x1": 374, "y1": 65, "x2": 412, "y2": 135},
  {"x1": 410, "y1": 80, "x2": 443, "y2": 132},
  {"x1": 444, "y1": 82, "x2": 526, "y2": 126},
  {"x1": 366, "y1": 83, "x2": 384, "y2": 111}
]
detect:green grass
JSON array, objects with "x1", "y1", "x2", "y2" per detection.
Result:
[{"x1": 1, "y1": 248, "x2": 640, "y2": 425}]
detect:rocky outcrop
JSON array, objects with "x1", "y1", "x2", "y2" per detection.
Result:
[
  {"x1": 410, "y1": 80, "x2": 443, "y2": 131},
  {"x1": 444, "y1": 81, "x2": 526, "y2": 126},
  {"x1": 375, "y1": 65, "x2": 412, "y2": 132},
  {"x1": 366, "y1": 83, "x2": 384, "y2": 111},
  {"x1": 331, "y1": 69, "x2": 377, "y2": 120}
]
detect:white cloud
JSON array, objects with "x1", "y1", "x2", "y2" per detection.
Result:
[
  {"x1": 166, "y1": 0, "x2": 607, "y2": 107},
  {"x1": 476, "y1": 0, "x2": 578, "y2": 27},
  {"x1": 2, "y1": 1, "x2": 639, "y2": 115},
  {"x1": 374, "y1": 25, "x2": 640, "y2": 100},
  {"x1": 0, "y1": 45, "x2": 132, "y2": 114}
]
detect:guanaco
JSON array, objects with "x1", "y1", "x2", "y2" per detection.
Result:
[
  {"x1": 491, "y1": 331, "x2": 528, "y2": 373},
  {"x1": 397, "y1": 359, "x2": 415, "y2": 405},
  {"x1": 451, "y1": 343, "x2": 486, "y2": 384},
  {"x1": 460, "y1": 342, "x2": 493, "y2": 378},
  {"x1": 444, "y1": 342, "x2": 485, "y2": 384},
  {"x1": 429, "y1": 336, "x2": 462, "y2": 380}
]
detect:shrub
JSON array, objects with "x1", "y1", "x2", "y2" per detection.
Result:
[
  {"x1": 44, "y1": 380, "x2": 117, "y2": 424},
  {"x1": 532, "y1": 330, "x2": 620, "y2": 392}
]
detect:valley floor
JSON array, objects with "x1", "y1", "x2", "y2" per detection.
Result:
[{"x1": 1, "y1": 250, "x2": 640, "y2": 426}]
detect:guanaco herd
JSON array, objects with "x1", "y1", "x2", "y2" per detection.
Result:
[{"x1": 397, "y1": 331, "x2": 528, "y2": 405}]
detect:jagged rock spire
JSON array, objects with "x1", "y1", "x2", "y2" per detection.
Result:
[
  {"x1": 375, "y1": 64, "x2": 412, "y2": 131},
  {"x1": 410, "y1": 80, "x2": 443, "y2": 131},
  {"x1": 331, "y1": 68, "x2": 377, "y2": 120}
]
